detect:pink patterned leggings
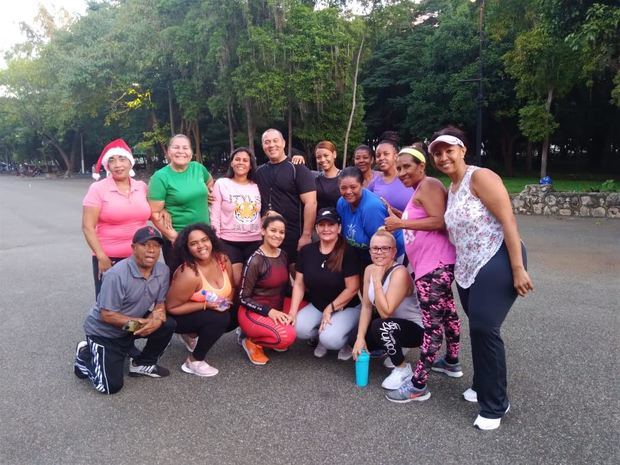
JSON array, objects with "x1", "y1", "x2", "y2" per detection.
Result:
[{"x1": 411, "y1": 264, "x2": 460, "y2": 388}]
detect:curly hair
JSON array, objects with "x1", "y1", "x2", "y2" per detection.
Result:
[{"x1": 172, "y1": 223, "x2": 226, "y2": 276}]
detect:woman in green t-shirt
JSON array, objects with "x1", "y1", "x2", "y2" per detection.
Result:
[{"x1": 148, "y1": 134, "x2": 214, "y2": 268}]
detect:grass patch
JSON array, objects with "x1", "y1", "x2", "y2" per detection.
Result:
[{"x1": 435, "y1": 175, "x2": 618, "y2": 193}]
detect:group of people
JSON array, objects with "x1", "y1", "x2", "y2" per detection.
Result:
[{"x1": 74, "y1": 126, "x2": 533, "y2": 431}]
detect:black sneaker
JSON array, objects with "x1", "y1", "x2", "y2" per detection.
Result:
[
  {"x1": 128, "y1": 358, "x2": 170, "y2": 378},
  {"x1": 74, "y1": 341, "x2": 89, "y2": 379},
  {"x1": 307, "y1": 337, "x2": 319, "y2": 348}
]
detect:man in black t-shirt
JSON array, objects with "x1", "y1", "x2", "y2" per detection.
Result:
[{"x1": 255, "y1": 128, "x2": 317, "y2": 269}]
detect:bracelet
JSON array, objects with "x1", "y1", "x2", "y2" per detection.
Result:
[{"x1": 330, "y1": 302, "x2": 336, "y2": 312}]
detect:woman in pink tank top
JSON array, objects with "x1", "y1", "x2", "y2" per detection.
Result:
[
  {"x1": 166, "y1": 223, "x2": 234, "y2": 378},
  {"x1": 383, "y1": 145, "x2": 462, "y2": 404}
]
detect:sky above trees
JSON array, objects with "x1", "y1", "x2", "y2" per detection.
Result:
[{"x1": 0, "y1": 0, "x2": 86, "y2": 67}]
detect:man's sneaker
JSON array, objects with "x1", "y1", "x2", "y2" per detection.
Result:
[
  {"x1": 74, "y1": 341, "x2": 89, "y2": 379},
  {"x1": 337, "y1": 345, "x2": 353, "y2": 361},
  {"x1": 242, "y1": 338, "x2": 269, "y2": 365},
  {"x1": 385, "y1": 380, "x2": 431, "y2": 403},
  {"x1": 383, "y1": 348, "x2": 410, "y2": 368},
  {"x1": 181, "y1": 358, "x2": 218, "y2": 377},
  {"x1": 178, "y1": 333, "x2": 197, "y2": 352},
  {"x1": 431, "y1": 357, "x2": 463, "y2": 378},
  {"x1": 381, "y1": 363, "x2": 413, "y2": 390},
  {"x1": 307, "y1": 337, "x2": 319, "y2": 348},
  {"x1": 313, "y1": 342, "x2": 328, "y2": 358},
  {"x1": 463, "y1": 387, "x2": 478, "y2": 402},
  {"x1": 128, "y1": 359, "x2": 170, "y2": 378},
  {"x1": 473, "y1": 404, "x2": 510, "y2": 430}
]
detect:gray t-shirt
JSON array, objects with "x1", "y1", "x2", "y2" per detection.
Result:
[{"x1": 83, "y1": 256, "x2": 170, "y2": 339}]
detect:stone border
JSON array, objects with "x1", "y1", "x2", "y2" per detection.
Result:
[{"x1": 511, "y1": 184, "x2": 620, "y2": 218}]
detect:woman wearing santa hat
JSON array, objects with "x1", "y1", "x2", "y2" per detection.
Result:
[{"x1": 82, "y1": 139, "x2": 152, "y2": 296}]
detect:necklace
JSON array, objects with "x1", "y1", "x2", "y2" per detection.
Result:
[{"x1": 319, "y1": 243, "x2": 334, "y2": 269}]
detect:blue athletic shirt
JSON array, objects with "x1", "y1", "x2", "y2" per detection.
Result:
[{"x1": 336, "y1": 189, "x2": 404, "y2": 269}]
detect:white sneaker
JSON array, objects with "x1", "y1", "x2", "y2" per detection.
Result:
[
  {"x1": 463, "y1": 388, "x2": 478, "y2": 403},
  {"x1": 381, "y1": 363, "x2": 413, "y2": 390},
  {"x1": 473, "y1": 405, "x2": 510, "y2": 430},
  {"x1": 337, "y1": 345, "x2": 353, "y2": 361},
  {"x1": 383, "y1": 348, "x2": 410, "y2": 368},
  {"x1": 313, "y1": 342, "x2": 328, "y2": 358},
  {"x1": 181, "y1": 358, "x2": 218, "y2": 377}
]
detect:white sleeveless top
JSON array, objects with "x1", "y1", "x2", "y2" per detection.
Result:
[
  {"x1": 368, "y1": 265, "x2": 423, "y2": 327},
  {"x1": 444, "y1": 165, "x2": 504, "y2": 288}
]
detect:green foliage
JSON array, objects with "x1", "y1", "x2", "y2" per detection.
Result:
[
  {"x1": 0, "y1": 0, "x2": 618, "y2": 178},
  {"x1": 517, "y1": 103, "x2": 558, "y2": 142},
  {"x1": 592, "y1": 179, "x2": 617, "y2": 192},
  {"x1": 565, "y1": 3, "x2": 620, "y2": 104}
]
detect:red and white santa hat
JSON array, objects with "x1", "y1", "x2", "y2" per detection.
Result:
[{"x1": 92, "y1": 138, "x2": 135, "y2": 180}]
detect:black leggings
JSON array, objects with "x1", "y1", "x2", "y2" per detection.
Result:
[
  {"x1": 348, "y1": 317, "x2": 423, "y2": 365},
  {"x1": 368, "y1": 317, "x2": 424, "y2": 366},
  {"x1": 173, "y1": 310, "x2": 231, "y2": 361},
  {"x1": 457, "y1": 241, "x2": 527, "y2": 419}
]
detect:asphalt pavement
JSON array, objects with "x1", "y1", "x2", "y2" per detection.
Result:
[{"x1": 0, "y1": 175, "x2": 618, "y2": 465}]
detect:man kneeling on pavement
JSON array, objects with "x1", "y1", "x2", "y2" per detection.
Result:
[{"x1": 74, "y1": 226, "x2": 176, "y2": 394}]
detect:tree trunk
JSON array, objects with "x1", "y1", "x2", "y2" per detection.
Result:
[
  {"x1": 540, "y1": 86, "x2": 554, "y2": 179},
  {"x1": 526, "y1": 140, "x2": 533, "y2": 174},
  {"x1": 43, "y1": 132, "x2": 72, "y2": 177},
  {"x1": 244, "y1": 99, "x2": 255, "y2": 154},
  {"x1": 149, "y1": 110, "x2": 166, "y2": 156},
  {"x1": 287, "y1": 99, "x2": 293, "y2": 157},
  {"x1": 343, "y1": 36, "x2": 365, "y2": 168},
  {"x1": 69, "y1": 130, "x2": 80, "y2": 175},
  {"x1": 500, "y1": 125, "x2": 516, "y2": 176},
  {"x1": 227, "y1": 100, "x2": 235, "y2": 153},
  {"x1": 189, "y1": 121, "x2": 202, "y2": 164},
  {"x1": 168, "y1": 85, "x2": 175, "y2": 135}
]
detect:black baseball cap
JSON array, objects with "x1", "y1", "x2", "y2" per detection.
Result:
[
  {"x1": 132, "y1": 226, "x2": 164, "y2": 245},
  {"x1": 315, "y1": 207, "x2": 340, "y2": 225}
]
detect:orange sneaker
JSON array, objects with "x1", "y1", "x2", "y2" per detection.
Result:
[{"x1": 242, "y1": 338, "x2": 269, "y2": 365}]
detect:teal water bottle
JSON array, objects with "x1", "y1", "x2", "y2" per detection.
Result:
[{"x1": 355, "y1": 349, "x2": 370, "y2": 387}]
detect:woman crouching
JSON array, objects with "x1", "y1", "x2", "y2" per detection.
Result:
[
  {"x1": 238, "y1": 215, "x2": 296, "y2": 365},
  {"x1": 166, "y1": 223, "x2": 233, "y2": 377}
]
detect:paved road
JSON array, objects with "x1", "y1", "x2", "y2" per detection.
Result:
[{"x1": 0, "y1": 175, "x2": 618, "y2": 465}]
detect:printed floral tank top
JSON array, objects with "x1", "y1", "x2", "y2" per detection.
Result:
[{"x1": 444, "y1": 166, "x2": 503, "y2": 288}]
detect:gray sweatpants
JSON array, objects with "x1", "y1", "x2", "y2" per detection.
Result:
[{"x1": 295, "y1": 303, "x2": 361, "y2": 350}]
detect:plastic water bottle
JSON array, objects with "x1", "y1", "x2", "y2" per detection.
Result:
[
  {"x1": 355, "y1": 350, "x2": 370, "y2": 387},
  {"x1": 202, "y1": 290, "x2": 229, "y2": 311}
]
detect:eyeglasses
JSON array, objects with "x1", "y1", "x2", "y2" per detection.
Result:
[{"x1": 369, "y1": 246, "x2": 392, "y2": 254}]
